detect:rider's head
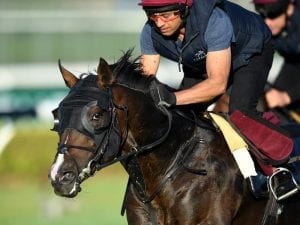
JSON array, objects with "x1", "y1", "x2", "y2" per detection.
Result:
[
  {"x1": 253, "y1": 0, "x2": 294, "y2": 35},
  {"x1": 139, "y1": 0, "x2": 193, "y2": 20},
  {"x1": 253, "y1": 0, "x2": 292, "y2": 18}
]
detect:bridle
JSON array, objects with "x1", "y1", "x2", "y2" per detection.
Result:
[{"x1": 53, "y1": 84, "x2": 173, "y2": 187}]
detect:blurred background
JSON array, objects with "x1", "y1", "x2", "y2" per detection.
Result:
[{"x1": 0, "y1": 1, "x2": 280, "y2": 225}]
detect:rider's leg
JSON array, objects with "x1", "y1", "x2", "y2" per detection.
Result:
[
  {"x1": 228, "y1": 40, "x2": 296, "y2": 199},
  {"x1": 227, "y1": 41, "x2": 273, "y2": 198},
  {"x1": 228, "y1": 41, "x2": 273, "y2": 119}
]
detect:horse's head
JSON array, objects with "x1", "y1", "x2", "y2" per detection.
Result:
[{"x1": 49, "y1": 57, "x2": 125, "y2": 197}]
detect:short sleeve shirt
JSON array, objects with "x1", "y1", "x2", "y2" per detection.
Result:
[{"x1": 140, "y1": 7, "x2": 234, "y2": 55}]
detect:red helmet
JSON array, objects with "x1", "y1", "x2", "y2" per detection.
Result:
[{"x1": 139, "y1": 0, "x2": 193, "y2": 7}]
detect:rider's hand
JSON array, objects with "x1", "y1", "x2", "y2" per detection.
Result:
[
  {"x1": 265, "y1": 88, "x2": 291, "y2": 109},
  {"x1": 149, "y1": 79, "x2": 176, "y2": 107}
]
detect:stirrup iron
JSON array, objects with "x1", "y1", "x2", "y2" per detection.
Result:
[{"x1": 269, "y1": 167, "x2": 300, "y2": 201}]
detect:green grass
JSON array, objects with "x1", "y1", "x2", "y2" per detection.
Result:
[
  {"x1": 0, "y1": 122, "x2": 57, "y2": 178},
  {"x1": 0, "y1": 174, "x2": 128, "y2": 225},
  {"x1": 0, "y1": 120, "x2": 128, "y2": 225}
]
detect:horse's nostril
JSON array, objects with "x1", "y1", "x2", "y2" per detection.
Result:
[
  {"x1": 51, "y1": 179, "x2": 59, "y2": 188},
  {"x1": 59, "y1": 171, "x2": 76, "y2": 184}
]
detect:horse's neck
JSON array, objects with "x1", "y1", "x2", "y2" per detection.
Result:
[
  {"x1": 122, "y1": 117, "x2": 198, "y2": 202},
  {"x1": 114, "y1": 84, "x2": 170, "y2": 145},
  {"x1": 127, "y1": 112, "x2": 197, "y2": 178}
]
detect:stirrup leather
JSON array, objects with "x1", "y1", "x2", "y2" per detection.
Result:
[{"x1": 269, "y1": 167, "x2": 300, "y2": 201}]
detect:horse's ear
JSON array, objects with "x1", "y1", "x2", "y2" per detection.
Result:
[
  {"x1": 97, "y1": 58, "x2": 113, "y2": 89},
  {"x1": 58, "y1": 59, "x2": 78, "y2": 88}
]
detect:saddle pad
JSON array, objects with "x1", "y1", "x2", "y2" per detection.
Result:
[{"x1": 209, "y1": 112, "x2": 248, "y2": 152}]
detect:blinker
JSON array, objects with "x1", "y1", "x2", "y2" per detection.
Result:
[{"x1": 53, "y1": 85, "x2": 113, "y2": 139}]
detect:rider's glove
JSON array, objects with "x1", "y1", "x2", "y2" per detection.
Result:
[{"x1": 149, "y1": 79, "x2": 176, "y2": 107}]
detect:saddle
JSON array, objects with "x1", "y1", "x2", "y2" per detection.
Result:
[{"x1": 208, "y1": 110, "x2": 300, "y2": 201}]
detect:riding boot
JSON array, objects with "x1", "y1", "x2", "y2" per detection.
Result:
[{"x1": 246, "y1": 171, "x2": 269, "y2": 199}]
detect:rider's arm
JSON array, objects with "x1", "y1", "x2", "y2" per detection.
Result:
[
  {"x1": 140, "y1": 23, "x2": 160, "y2": 76},
  {"x1": 140, "y1": 54, "x2": 160, "y2": 76},
  {"x1": 175, "y1": 8, "x2": 233, "y2": 105},
  {"x1": 175, "y1": 48, "x2": 231, "y2": 105}
]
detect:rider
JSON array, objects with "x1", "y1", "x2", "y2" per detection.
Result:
[
  {"x1": 253, "y1": 0, "x2": 300, "y2": 112},
  {"x1": 138, "y1": 0, "x2": 296, "y2": 199}
]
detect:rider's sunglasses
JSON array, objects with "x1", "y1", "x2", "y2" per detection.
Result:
[{"x1": 147, "y1": 10, "x2": 180, "y2": 22}]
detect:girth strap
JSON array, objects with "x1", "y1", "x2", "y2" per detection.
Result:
[{"x1": 260, "y1": 192, "x2": 282, "y2": 225}]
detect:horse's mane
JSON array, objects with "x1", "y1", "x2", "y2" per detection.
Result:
[
  {"x1": 76, "y1": 49, "x2": 154, "y2": 94},
  {"x1": 111, "y1": 49, "x2": 155, "y2": 93}
]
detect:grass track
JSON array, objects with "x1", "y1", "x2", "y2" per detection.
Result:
[
  {"x1": 0, "y1": 175, "x2": 128, "y2": 225},
  {"x1": 0, "y1": 120, "x2": 128, "y2": 225}
]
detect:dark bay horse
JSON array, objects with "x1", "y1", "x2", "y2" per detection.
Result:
[{"x1": 49, "y1": 51, "x2": 298, "y2": 225}]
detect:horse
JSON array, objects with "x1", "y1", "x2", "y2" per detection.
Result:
[{"x1": 48, "y1": 50, "x2": 299, "y2": 225}]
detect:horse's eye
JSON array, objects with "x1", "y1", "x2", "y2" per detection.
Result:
[
  {"x1": 82, "y1": 106, "x2": 111, "y2": 132},
  {"x1": 92, "y1": 113, "x2": 101, "y2": 121},
  {"x1": 91, "y1": 111, "x2": 110, "y2": 129}
]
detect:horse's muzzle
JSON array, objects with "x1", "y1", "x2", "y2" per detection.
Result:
[{"x1": 49, "y1": 171, "x2": 81, "y2": 198}]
